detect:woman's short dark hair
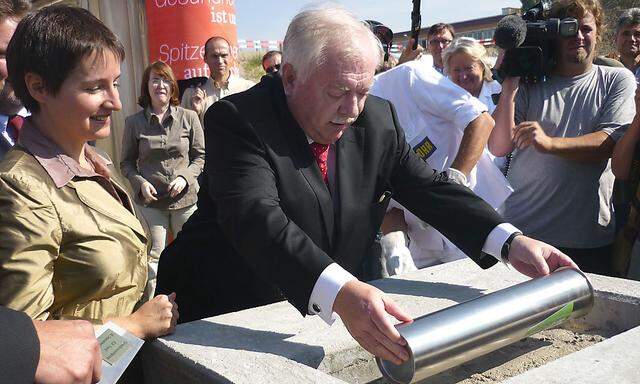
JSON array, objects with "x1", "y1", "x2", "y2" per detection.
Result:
[
  {"x1": 138, "y1": 61, "x2": 180, "y2": 109},
  {"x1": 7, "y1": 5, "x2": 125, "y2": 113}
]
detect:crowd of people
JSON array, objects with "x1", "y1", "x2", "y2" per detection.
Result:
[
  {"x1": 0, "y1": 0, "x2": 638, "y2": 383},
  {"x1": 374, "y1": 2, "x2": 639, "y2": 280}
]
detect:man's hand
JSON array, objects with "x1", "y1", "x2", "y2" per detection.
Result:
[
  {"x1": 140, "y1": 181, "x2": 158, "y2": 204},
  {"x1": 489, "y1": 76, "x2": 520, "y2": 156},
  {"x1": 494, "y1": 49, "x2": 506, "y2": 71},
  {"x1": 167, "y1": 176, "x2": 187, "y2": 198},
  {"x1": 398, "y1": 38, "x2": 424, "y2": 65},
  {"x1": 33, "y1": 319, "x2": 102, "y2": 384},
  {"x1": 333, "y1": 280, "x2": 412, "y2": 365},
  {"x1": 501, "y1": 76, "x2": 520, "y2": 95},
  {"x1": 508, "y1": 235, "x2": 578, "y2": 277},
  {"x1": 190, "y1": 87, "x2": 206, "y2": 115},
  {"x1": 513, "y1": 121, "x2": 554, "y2": 153}
]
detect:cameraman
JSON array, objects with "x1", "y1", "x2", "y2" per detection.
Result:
[{"x1": 489, "y1": 0, "x2": 636, "y2": 276}]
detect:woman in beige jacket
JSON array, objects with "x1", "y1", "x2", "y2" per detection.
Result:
[{"x1": 0, "y1": 5, "x2": 177, "y2": 339}]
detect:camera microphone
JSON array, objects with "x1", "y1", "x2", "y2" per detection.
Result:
[{"x1": 494, "y1": 15, "x2": 527, "y2": 49}]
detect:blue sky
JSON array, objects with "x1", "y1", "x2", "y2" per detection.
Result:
[{"x1": 235, "y1": 1, "x2": 522, "y2": 41}]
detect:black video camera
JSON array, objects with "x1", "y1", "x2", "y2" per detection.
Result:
[{"x1": 496, "y1": 0, "x2": 578, "y2": 83}]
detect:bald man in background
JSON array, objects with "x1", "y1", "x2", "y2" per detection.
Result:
[{"x1": 181, "y1": 36, "x2": 254, "y2": 122}]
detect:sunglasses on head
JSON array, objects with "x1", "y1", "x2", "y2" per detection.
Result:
[{"x1": 266, "y1": 63, "x2": 281, "y2": 74}]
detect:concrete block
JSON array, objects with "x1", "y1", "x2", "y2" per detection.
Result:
[
  {"x1": 502, "y1": 326, "x2": 640, "y2": 384},
  {"x1": 142, "y1": 259, "x2": 640, "y2": 383}
]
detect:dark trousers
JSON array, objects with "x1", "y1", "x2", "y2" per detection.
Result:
[{"x1": 557, "y1": 244, "x2": 614, "y2": 277}]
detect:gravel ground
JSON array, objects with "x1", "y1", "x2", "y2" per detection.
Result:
[{"x1": 372, "y1": 326, "x2": 613, "y2": 384}]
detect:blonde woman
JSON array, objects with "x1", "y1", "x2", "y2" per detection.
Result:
[{"x1": 443, "y1": 37, "x2": 501, "y2": 113}]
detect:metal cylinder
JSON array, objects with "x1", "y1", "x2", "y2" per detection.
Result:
[{"x1": 376, "y1": 267, "x2": 594, "y2": 384}]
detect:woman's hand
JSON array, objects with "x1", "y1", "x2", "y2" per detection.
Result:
[
  {"x1": 140, "y1": 181, "x2": 158, "y2": 204},
  {"x1": 167, "y1": 176, "x2": 187, "y2": 198},
  {"x1": 119, "y1": 293, "x2": 179, "y2": 339}
]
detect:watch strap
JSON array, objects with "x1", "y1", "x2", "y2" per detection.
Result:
[{"x1": 501, "y1": 231, "x2": 523, "y2": 264}]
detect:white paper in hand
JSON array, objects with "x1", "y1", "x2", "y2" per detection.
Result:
[{"x1": 96, "y1": 321, "x2": 144, "y2": 384}]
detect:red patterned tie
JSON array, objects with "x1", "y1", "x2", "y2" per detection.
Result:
[
  {"x1": 7, "y1": 115, "x2": 24, "y2": 141},
  {"x1": 310, "y1": 142, "x2": 330, "y2": 185}
]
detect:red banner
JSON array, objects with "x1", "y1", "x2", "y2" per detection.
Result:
[{"x1": 145, "y1": 0, "x2": 238, "y2": 80}]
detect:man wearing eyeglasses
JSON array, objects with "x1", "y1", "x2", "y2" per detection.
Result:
[
  {"x1": 262, "y1": 50, "x2": 282, "y2": 74},
  {"x1": 613, "y1": 8, "x2": 640, "y2": 80},
  {"x1": 426, "y1": 23, "x2": 454, "y2": 74}
]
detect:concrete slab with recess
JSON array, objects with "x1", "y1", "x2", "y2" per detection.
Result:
[
  {"x1": 142, "y1": 259, "x2": 640, "y2": 383},
  {"x1": 502, "y1": 326, "x2": 640, "y2": 384}
]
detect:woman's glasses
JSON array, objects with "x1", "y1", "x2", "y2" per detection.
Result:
[{"x1": 151, "y1": 78, "x2": 172, "y2": 86}]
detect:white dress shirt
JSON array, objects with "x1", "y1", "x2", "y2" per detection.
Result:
[
  {"x1": 0, "y1": 108, "x2": 29, "y2": 146},
  {"x1": 308, "y1": 224, "x2": 520, "y2": 324},
  {"x1": 0, "y1": 114, "x2": 12, "y2": 146}
]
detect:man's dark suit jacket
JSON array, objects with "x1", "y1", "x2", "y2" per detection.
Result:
[
  {"x1": 156, "y1": 74, "x2": 502, "y2": 323},
  {"x1": 0, "y1": 306, "x2": 39, "y2": 382}
]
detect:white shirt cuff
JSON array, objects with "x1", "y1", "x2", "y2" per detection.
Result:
[
  {"x1": 308, "y1": 263, "x2": 356, "y2": 325},
  {"x1": 482, "y1": 223, "x2": 521, "y2": 261}
]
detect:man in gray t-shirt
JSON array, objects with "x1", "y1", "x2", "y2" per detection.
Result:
[{"x1": 489, "y1": 0, "x2": 636, "y2": 276}]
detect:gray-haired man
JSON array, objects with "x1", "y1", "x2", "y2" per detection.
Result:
[
  {"x1": 157, "y1": 6, "x2": 577, "y2": 365},
  {"x1": 614, "y1": 8, "x2": 640, "y2": 79}
]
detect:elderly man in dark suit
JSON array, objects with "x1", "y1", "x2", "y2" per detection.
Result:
[{"x1": 156, "y1": 7, "x2": 577, "y2": 364}]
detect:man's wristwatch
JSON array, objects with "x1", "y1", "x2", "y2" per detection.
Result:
[{"x1": 501, "y1": 232, "x2": 523, "y2": 264}]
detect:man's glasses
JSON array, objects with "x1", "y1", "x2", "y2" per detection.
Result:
[
  {"x1": 428, "y1": 39, "x2": 453, "y2": 47},
  {"x1": 266, "y1": 63, "x2": 281, "y2": 74}
]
